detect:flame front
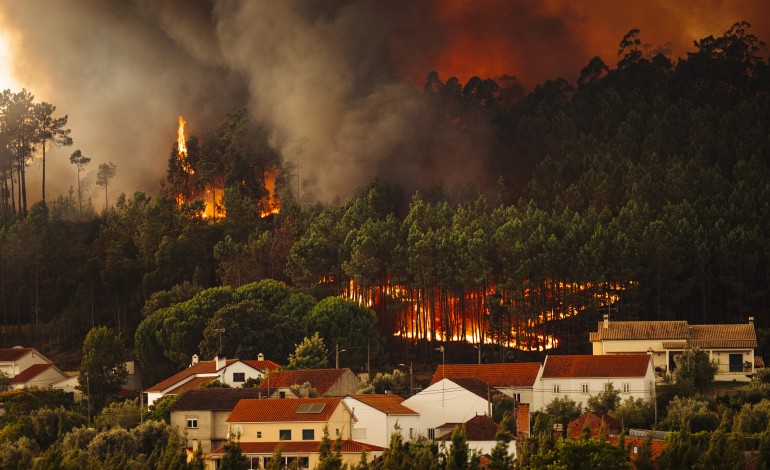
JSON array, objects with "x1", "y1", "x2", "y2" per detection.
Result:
[{"x1": 177, "y1": 115, "x2": 194, "y2": 175}]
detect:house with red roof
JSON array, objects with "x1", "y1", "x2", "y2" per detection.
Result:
[
  {"x1": 436, "y1": 415, "x2": 516, "y2": 460},
  {"x1": 168, "y1": 388, "x2": 262, "y2": 453},
  {"x1": 0, "y1": 346, "x2": 67, "y2": 390},
  {"x1": 206, "y1": 397, "x2": 384, "y2": 469},
  {"x1": 145, "y1": 353, "x2": 280, "y2": 405},
  {"x1": 403, "y1": 377, "x2": 503, "y2": 441},
  {"x1": 532, "y1": 354, "x2": 655, "y2": 412},
  {"x1": 343, "y1": 394, "x2": 419, "y2": 448},
  {"x1": 257, "y1": 368, "x2": 360, "y2": 398},
  {"x1": 590, "y1": 315, "x2": 758, "y2": 382},
  {"x1": 430, "y1": 362, "x2": 541, "y2": 406}
]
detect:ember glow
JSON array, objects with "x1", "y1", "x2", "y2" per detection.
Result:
[{"x1": 344, "y1": 278, "x2": 629, "y2": 351}]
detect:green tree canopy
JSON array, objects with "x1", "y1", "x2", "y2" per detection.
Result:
[{"x1": 79, "y1": 326, "x2": 128, "y2": 414}]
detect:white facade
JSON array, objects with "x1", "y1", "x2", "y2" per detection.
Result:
[
  {"x1": 531, "y1": 357, "x2": 656, "y2": 412},
  {"x1": 343, "y1": 396, "x2": 420, "y2": 448},
  {"x1": 0, "y1": 348, "x2": 51, "y2": 378},
  {"x1": 218, "y1": 362, "x2": 265, "y2": 387},
  {"x1": 402, "y1": 379, "x2": 493, "y2": 439}
]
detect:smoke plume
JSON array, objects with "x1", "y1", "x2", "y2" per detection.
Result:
[{"x1": 1, "y1": 0, "x2": 767, "y2": 203}]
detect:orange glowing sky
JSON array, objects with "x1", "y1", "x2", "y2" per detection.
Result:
[{"x1": 410, "y1": 0, "x2": 770, "y2": 86}]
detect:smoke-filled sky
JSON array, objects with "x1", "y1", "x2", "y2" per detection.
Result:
[{"x1": 1, "y1": 0, "x2": 768, "y2": 205}]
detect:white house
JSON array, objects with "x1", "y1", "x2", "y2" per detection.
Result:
[
  {"x1": 531, "y1": 354, "x2": 655, "y2": 412},
  {"x1": 436, "y1": 415, "x2": 516, "y2": 460},
  {"x1": 146, "y1": 354, "x2": 280, "y2": 405},
  {"x1": 402, "y1": 377, "x2": 502, "y2": 440},
  {"x1": 430, "y1": 363, "x2": 541, "y2": 405},
  {"x1": 0, "y1": 346, "x2": 68, "y2": 389},
  {"x1": 590, "y1": 315, "x2": 758, "y2": 381},
  {"x1": 343, "y1": 394, "x2": 419, "y2": 448}
]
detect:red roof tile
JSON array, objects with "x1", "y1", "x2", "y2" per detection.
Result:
[
  {"x1": 211, "y1": 439, "x2": 385, "y2": 455},
  {"x1": 259, "y1": 369, "x2": 350, "y2": 395},
  {"x1": 436, "y1": 415, "x2": 500, "y2": 442},
  {"x1": 228, "y1": 397, "x2": 342, "y2": 423},
  {"x1": 447, "y1": 378, "x2": 504, "y2": 402},
  {"x1": 241, "y1": 360, "x2": 281, "y2": 372},
  {"x1": 12, "y1": 363, "x2": 53, "y2": 383},
  {"x1": 346, "y1": 395, "x2": 417, "y2": 415},
  {"x1": 0, "y1": 348, "x2": 34, "y2": 362},
  {"x1": 430, "y1": 363, "x2": 541, "y2": 387},
  {"x1": 567, "y1": 412, "x2": 623, "y2": 439},
  {"x1": 541, "y1": 355, "x2": 651, "y2": 378},
  {"x1": 146, "y1": 360, "x2": 221, "y2": 392},
  {"x1": 147, "y1": 358, "x2": 272, "y2": 393},
  {"x1": 167, "y1": 376, "x2": 217, "y2": 394}
]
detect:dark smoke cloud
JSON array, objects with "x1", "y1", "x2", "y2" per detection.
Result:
[{"x1": 1, "y1": 0, "x2": 768, "y2": 204}]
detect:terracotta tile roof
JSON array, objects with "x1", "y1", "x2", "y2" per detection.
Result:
[
  {"x1": 756, "y1": 356, "x2": 765, "y2": 368},
  {"x1": 241, "y1": 360, "x2": 281, "y2": 372},
  {"x1": 541, "y1": 355, "x2": 651, "y2": 379},
  {"x1": 169, "y1": 388, "x2": 263, "y2": 412},
  {"x1": 447, "y1": 377, "x2": 504, "y2": 402},
  {"x1": 0, "y1": 348, "x2": 34, "y2": 362},
  {"x1": 437, "y1": 415, "x2": 499, "y2": 442},
  {"x1": 430, "y1": 363, "x2": 541, "y2": 387},
  {"x1": 258, "y1": 369, "x2": 350, "y2": 395},
  {"x1": 662, "y1": 342, "x2": 687, "y2": 349},
  {"x1": 12, "y1": 363, "x2": 53, "y2": 383},
  {"x1": 346, "y1": 394, "x2": 417, "y2": 415},
  {"x1": 567, "y1": 412, "x2": 623, "y2": 439},
  {"x1": 210, "y1": 439, "x2": 385, "y2": 455},
  {"x1": 688, "y1": 324, "x2": 757, "y2": 348},
  {"x1": 228, "y1": 397, "x2": 342, "y2": 423},
  {"x1": 148, "y1": 358, "x2": 273, "y2": 393},
  {"x1": 592, "y1": 321, "x2": 758, "y2": 349},
  {"x1": 166, "y1": 376, "x2": 217, "y2": 394},
  {"x1": 146, "y1": 360, "x2": 223, "y2": 392},
  {"x1": 592, "y1": 321, "x2": 689, "y2": 340}
]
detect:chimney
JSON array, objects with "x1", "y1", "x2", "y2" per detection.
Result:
[
  {"x1": 749, "y1": 316, "x2": 755, "y2": 325},
  {"x1": 191, "y1": 354, "x2": 199, "y2": 366},
  {"x1": 216, "y1": 354, "x2": 226, "y2": 371},
  {"x1": 603, "y1": 314, "x2": 609, "y2": 329},
  {"x1": 258, "y1": 353, "x2": 264, "y2": 361}
]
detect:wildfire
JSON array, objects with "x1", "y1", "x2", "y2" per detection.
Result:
[
  {"x1": 261, "y1": 168, "x2": 281, "y2": 217},
  {"x1": 345, "y1": 278, "x2": 631, "y2": 352},
  {"x1": 177, "y1": 115, "x2": 194, "y2": 175}
]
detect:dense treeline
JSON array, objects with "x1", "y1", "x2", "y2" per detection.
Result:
[{"x1": 0, "y1": 23, "x2": 769, "y2": 370}]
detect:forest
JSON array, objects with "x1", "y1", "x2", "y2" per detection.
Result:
[{"x1": 0, "y1": 22, "x2": 769, "y2": 376}]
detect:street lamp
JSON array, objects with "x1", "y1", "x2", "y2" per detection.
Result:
[
  {"x1": 473, "y1": 344, "x2": 481, "y2": 364},
  {"x1": 398, "y1": 362, "x2": 413, "y2": 396}
]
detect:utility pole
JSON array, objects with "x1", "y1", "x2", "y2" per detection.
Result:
[
  {"x1": 335, "y1": 344, "x2": 346, "y2": 369},
  {"x1": 436, "y1": 346, "x2": 445, "y2": 408},
  {"x1": 212, "y1": 327, "x2": 225, "y2": 355},
  {"x1": 398, "y1": 362, "x2": 413, "y2": 396}
]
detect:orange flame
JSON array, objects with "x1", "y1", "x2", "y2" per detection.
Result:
[
  {"x1": 260, "y1": 168, "x2": 280, "y2": 217},
  {"x1": 177, "y1": 115, "x2": 194, "y2": 175}
]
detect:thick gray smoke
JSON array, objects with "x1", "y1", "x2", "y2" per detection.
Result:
[{"x1": 1, "y1": 0, "x2": 767, "y2": 204}]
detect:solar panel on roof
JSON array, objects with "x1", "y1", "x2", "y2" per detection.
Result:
[
  {"x1": 308, "y1": 403, "x2": 325, "y2": 413},
  {"x1": 295, "y1": 403, "x2": 313, "y2": 413}
]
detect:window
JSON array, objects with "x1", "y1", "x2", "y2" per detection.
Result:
[
  {"x1": 581, "y1": 384, "x2": 589, "y2": 394},
  {"x1": 622, "y1": 383, "x2": 630, "y2": 393},
  {"x1": 513, "y1": 393, "x2": 522, "y2": 403},
  {"x1": 302, "y1": 429, "x2": 314, "y2": 440},
  {"x1": 335, "y1": 428, "x2": 339, "y2": 436},
  {"x1": 428, "y1": 428, "x2": 435, "y2": 440},
  {"x1": 279, "y1": 391, "x2": 286, "y2": 399},
  {"x1": 233, "y1": 372, "x2": 245, "y2": 382},
  {"x1": 186, "y1": 418, "x2": 198, "y2": 429},
  {"x1": 552, "y1": 384, "x2": 560, "y2": 394},
  {"x1": 257, "y1": 431, "x2": 262, "y2": 438},
  {"x1": 409, "y1": 428, "x2": 414, "y2": 439},
  {"x1": 279, "y1": 429, "x2": 291, "y2": 440}
]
